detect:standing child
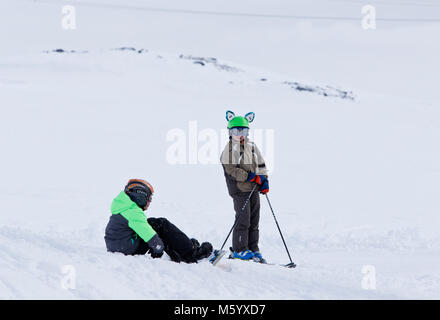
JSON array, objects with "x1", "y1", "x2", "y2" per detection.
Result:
[{"x1": 220, "y1": 111, "x2": 269, "y2": 262}]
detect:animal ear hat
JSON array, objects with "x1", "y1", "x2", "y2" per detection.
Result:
[{"x1": 225, "y1": 110, "x2": 255, "y2": 129}]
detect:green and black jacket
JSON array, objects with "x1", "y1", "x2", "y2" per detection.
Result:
[{"x1": 104, "y1": 191, "x2": 157, "y2": 255}]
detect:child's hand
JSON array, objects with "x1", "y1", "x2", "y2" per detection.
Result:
[
  {"x1": 259, "y1": 180, "x2": 269, "y2": 194},
  {"x1": 247, "y1": 172, "x2": 259, "y2": 183},
  {"x1": 247, "y1": 172, "x2": 267, "y2": 186}
]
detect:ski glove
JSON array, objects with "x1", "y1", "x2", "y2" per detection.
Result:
[
  {"x1": 259, "y1": 179, "x2": 269, "y2": 194},
  {"x1": 247, "y1": 172, "x2": 267, "y2": 185},
  {"x1": 147, "y1": 234, "x2": 164, "y2": 258},
  {"x1": 247, "y1": 172, "x2": 258, "y2": 183}
]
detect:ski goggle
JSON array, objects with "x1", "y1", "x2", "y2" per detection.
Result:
[
  {"x1": 132, "y1": 188, "x2": 153, "y2": 202},
  {"x1": 230, "y1": 127, "x2": 249, "y2": 136}
]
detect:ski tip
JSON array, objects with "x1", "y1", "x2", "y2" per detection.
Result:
[{"x1": 209, "y1": 249, "x2": 226, "y2": 266}]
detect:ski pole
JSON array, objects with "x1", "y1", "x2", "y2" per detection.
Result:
[
  {"x1": 265, "y1": 194, "x2": 296, "y2": 268},
  {"x1": 219, "y1": 184, "x2": 257, "y2": 251}
]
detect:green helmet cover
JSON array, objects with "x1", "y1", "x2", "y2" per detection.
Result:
[{"x1": 227, "y1": 116, "x2": 249, "y2": 129}]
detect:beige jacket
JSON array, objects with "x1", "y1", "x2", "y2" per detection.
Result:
[{"x1": 220, "y1": 138, "x2": 268, "y2": 195}]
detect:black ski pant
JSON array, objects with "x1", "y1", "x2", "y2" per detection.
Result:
[
  {"x1": 232, "y1": 191, "x2": 260, "y2": 252},
  {"x1": 135, "y1": 217, "x2": 212, "y2": 263}
]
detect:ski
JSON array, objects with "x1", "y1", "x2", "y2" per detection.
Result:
[
  {"x1": 227, "y1": 248, "x2": 296, "y2": 268},
  {"x1": 228, "y1": 256, "x2": 295, "y2": 268},
  {"x1": 253, "y1": 256, "x2": 296, "y2": 268},
  {"x1": 208, "y1": 249, "x2": 227, "y2": 266}
]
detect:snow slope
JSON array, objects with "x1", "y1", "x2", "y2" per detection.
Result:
[{"x1": 0, "y1": 0, "x2": 439, "y2": 299}]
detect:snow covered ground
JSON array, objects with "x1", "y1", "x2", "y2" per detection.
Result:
[{"x1": 1, "y1": 0, "x2": 439, "y2": 299}]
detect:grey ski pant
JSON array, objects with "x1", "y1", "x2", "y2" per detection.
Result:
[{"x1": 232, "y1": 191, "x2": 260, "y2": 252}]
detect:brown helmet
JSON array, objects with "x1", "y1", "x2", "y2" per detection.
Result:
[
  {"x1": 124, "y1": 179, "x2": 154, "y2": 209},
  {"x1": 125, "y1": 179, "x2": 154, "y2": 194}
]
